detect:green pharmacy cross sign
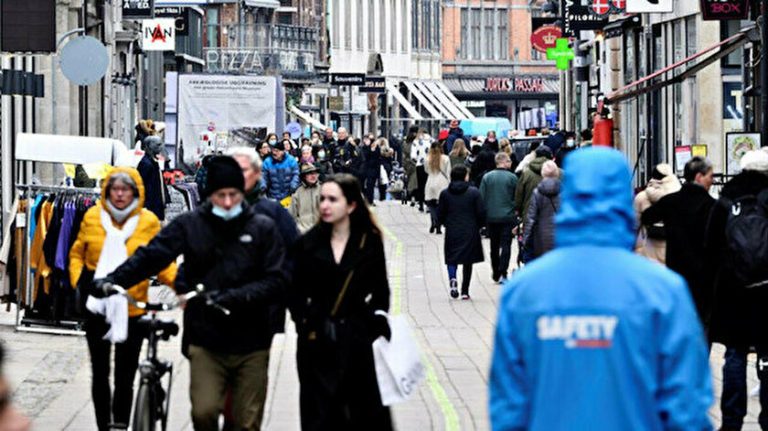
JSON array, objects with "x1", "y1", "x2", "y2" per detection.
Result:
[{"x1": 547, "y1": 38, "x2": 575, "y2": 70}]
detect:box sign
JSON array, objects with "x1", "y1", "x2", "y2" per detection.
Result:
[
  {"x1": 626, "y1": 0, "x2": 673, "y2": 13},
  {"x1": 531, "y1": 25, "x2": 562, "y2": 54},
  {"x1": 561, "y1": 0, "x2": 609, "y2": 37},
  {"x1": 330, "y1": 73, "x2": 366, "y2": 86},
  {"x1": 123, "y1": 0, "x2": 154, "y2": 19},
  {"x1": 701, "y1": 0, "x2": 749, "y2": 20},
  {"x1": 484, "y1": 77, "x2": 546, "y2": 93},
  {"x1": 141, "y1": 18, "x2": 175, "y2": 51},
  {"x1": 360, "y1": 76, "x2": 386, "y2": 93}
]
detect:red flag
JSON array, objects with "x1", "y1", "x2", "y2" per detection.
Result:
[
  {"x1": 611, "y1": 0, "x2": 626, "y2": 9},
  {"x1": 591, "y1": 0, "x2": 611, "y2": 15}
]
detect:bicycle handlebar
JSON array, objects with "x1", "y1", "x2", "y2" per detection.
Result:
[{"x1": 105, "y1": 284, "x2": 230, "y2": 316}]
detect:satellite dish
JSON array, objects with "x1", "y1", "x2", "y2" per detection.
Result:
[{"x1": 59, "y1": 36, "x2": 109, "y2": 86}]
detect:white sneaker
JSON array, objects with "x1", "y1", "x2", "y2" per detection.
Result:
[
  {"x1": 449, "y1": 279, "x2": 459, "y2": 299},
  {"x1": 751, "y1": 383, "x2": 761, "y2": 397}
]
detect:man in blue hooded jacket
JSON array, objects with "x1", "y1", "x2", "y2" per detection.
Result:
[{"x1": 490, "y1": 147, "x2": 712, "y2": 431}]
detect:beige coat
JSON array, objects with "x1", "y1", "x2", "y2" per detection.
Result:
[
  {"x1": 425, "y1": 154, "x2": 451, "y2": 201},
  {"x1": 633, "y1": 166, "x2": 681, "y2": 263},
  {"x1": 290, "y1": 183, "x2": 321, "y2": 234}
]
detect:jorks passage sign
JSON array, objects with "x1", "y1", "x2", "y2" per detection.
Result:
[{"x1": 177, "y1": 74, "x2": 279, "y2": 165}]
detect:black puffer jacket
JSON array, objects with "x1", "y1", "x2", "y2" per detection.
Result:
[
  {"x1": 438, "y1": 181, "x2": 486, "y2": 265},
  {"x1": 109, "y1": 202, "x2": 286, "y2": 354},
  {"x1": 523, "y1": 178, "x2": 560, "y2": 258}
]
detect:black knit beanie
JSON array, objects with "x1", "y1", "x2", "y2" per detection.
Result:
[{"x1": 204, "y1": 156, "x2": 245, "y2": 197}]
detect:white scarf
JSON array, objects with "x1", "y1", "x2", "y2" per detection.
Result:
[{"x1": 86, "y1": 208, "x2": 140, "y2": 343}]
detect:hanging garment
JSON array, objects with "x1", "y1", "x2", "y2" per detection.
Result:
[
  {"x1": 30, "y1": 200, "x2": 54, "y2": 300},
  {"x1": 54, "y1": 201, "x2": 76, "y2": 271}
]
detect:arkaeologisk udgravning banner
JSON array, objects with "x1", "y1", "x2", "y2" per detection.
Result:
[{"x1": 176, "y1": 74, "x2": 279, "y2": 165}]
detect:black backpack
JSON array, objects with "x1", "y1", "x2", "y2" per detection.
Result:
[{"x1": 723, "y1": 189, "x2": 768, "y2": 287}]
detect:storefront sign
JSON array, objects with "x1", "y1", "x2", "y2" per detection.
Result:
[
  {"x1": 360, "y1": 76, "x2": 386, "y2": 93},
  {"x1": 531, "y1": 25, "x2": 562, "y2": 54},
  {"x1": 141, "y1": 18, "x2": 175, "y2": 51},
  {"x1": 701, "y1": 0, "x2": 749, "y2": 20},
  {"x1": 204, "y1": 48, "x2": 314, "y2": 74},
  {"x1": 547, "y1": 39, "x2": 575, "y2": 70},
  {"x1": 589, "y1": 0, "x2": 626, "y2": 16},
  {"x1": 562, "y1": 0, "x2": 610, "y2": 37},
  {"x1": 626, "y1": 0, "x2": 673, "y2": 13},
  {"x1": 155, "y1": 6, "x2": 189, "y2": 36},
  {"x1": 485, "y1": 77, "x2": 546, "y2": 93},
  {"x1": 123, "y1": 0, "x2": 154, "y2": 19},
  {"x1": 330, "y1": 73, "x2": 365, "y2": 86}
]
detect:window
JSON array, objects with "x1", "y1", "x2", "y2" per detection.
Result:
[
  {"x1": 380, "y1": 0, "x2": 386, "y2": 51},
  {"x1": 391, "y1": 0, "x2": 397, "y2": 52},
  {"x1": 205, "y1": 7, "x2": 219, "y2": 48},
  {"x1": 721, "y1": 20, "x2": 741, "y2": 68},
  {"x1": 471, "y1": 9, "x2": 481, "y2": 59},
  {"x1": 686, "y1": 16, "x2": 697, "y2": 64},
  {"x1": 460, "y1": 8, "x2": 468, "y2": 59},
  {"x1": 344, "y1": 0, "x2": 351, "y2": 49},
  {"x1": 412, "y1": 0, "x2": 418, "y2": 49},
  {"x1": 369, "y1": 1, "x2": 375, "y2": 49},
  {"x1": 498, "y1": 10, "x2": 507, "y2": 60},
  {"x1": 402, "y1": 0, "x2": 408, "y2": 52},
  {"x1": 484, "y1": 9, "x2": 494, "y2": 59},
  {"x1": 434, "y1": 0, "x2": 440, "y2": 52},
  {"x1": 331, "y1": 0, "x2": 339, "y2": 47},
  {"x1": 357, "y1": 0, "x2": 363, "y2": 49}
]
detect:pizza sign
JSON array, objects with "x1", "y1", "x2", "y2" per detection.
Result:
[{"x1": 531, "y1": 25, "x2": 563, "y2": 54}]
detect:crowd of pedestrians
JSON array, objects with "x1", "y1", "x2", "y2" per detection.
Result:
[{"x1": 38, "y1": 118, "x2": 768, "y2": 431}]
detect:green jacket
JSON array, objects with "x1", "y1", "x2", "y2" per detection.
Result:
[
  {"x1": 479, "y1": 169, "x2": 518, "y2": 223},
  {"x1": 515, "y1": 157, "x2": 546, "y2": 224}
]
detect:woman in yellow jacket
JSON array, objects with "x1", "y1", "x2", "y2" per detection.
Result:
[{"x1": 69, "y1": 167, "x2": 176, "y2": 431}]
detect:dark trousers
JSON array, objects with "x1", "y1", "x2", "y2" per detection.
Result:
[
  {"x1": 447, "y1": 264, "x2": 473, "y2": 295},
  {"x1": 86, "y1": 315, "x2": 145, "y2": 431},
  {"x1": 488, "y1": 222, "x2": 513, "y2": 278},
  {"x1": 521, "y1": 231, "x2": 535, "y2": 264},
  {"x1": 426, "y1": 200, "x2": 439, "y2": 229},
  {"x1": 363, "y1": 172, "x2": 378, "y2": 204},
  {"x1": 721, "y1": 345, "x2": 768, "y2": 430},
  {"x1": 415, "y1": 166, "x2": 428, "y2": 205}
]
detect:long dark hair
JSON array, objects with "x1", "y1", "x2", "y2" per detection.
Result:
[
  {"x1": 321, "y1": 174, "x2": 382, "y2": 236},
  {"x1": 405, "y1": 125, "x2": 420, "y2": 144}
]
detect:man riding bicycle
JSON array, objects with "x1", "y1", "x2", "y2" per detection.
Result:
[{"x1": 96, "y1": 156, "x2": 287, "y2": 430}]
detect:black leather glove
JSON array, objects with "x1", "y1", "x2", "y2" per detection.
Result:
[
  {"x1": 91, "y1": 277, "x2": 115, "y2": 298},
  {"x1": 371, "y1": 314, "x2": 391, "y2": 341}
]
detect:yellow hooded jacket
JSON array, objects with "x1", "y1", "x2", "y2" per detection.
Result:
[{"x1": 69, "y1": 167, "x2": 177, "y2": 316}]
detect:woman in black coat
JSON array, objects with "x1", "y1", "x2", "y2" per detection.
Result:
[
  {"x1": 290, "y1": 174, "x2": 393, "y2": 431},
  {"x1": 438, "y1": 165, "x2": 486, "y2": 300},
  {"x1": 360, "y1": 136, "x2": 383, "y2": 205}
]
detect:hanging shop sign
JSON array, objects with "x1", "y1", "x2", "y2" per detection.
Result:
[
  {"x1": 547, "y1": 38, "x2": 575, "y2": 70},
  {"x1": 141, "y1": 18, "x2": 175, "y2": 51},
  {"x1": 330, "y1": 73, "x2": 366, "y2": 86},
  {"x1": 531, "y1": 25, "x2": 562, "y2": 54},
  {"x1": 359, "y1": 76, "x2": 386, "y2": 93},
  {"x1": 123, "y1": 0, "x2": 155, "y2": 19},
  {"x1": 589, "y1": 0, "x2": 626, "y2": 17},
  {"x1": 701, "y1": 0, "x2": 749, "y2": 20},
  {"x1": 532, "y1": 17, "x2": 559, "y2": 32},
  {"x1": 562, "y1": 0, "x2": 610, "y2": 37},
  {"x1": 155, "y1": 6, "x2": 189, "y2": 36},
  {"x1": 626, "y1": 0, "x2": 673, "y2": 13},
  {"x1": 484, "y1": 77, "x2": 546, "y2": 93}
]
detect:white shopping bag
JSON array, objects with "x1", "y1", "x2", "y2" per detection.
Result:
[
  {"x1": 372, "y1": 315, "x2": 426, "y2": 406},
  {"x1": 380, "y1": 165, "x2": 390, "y2": 185}
]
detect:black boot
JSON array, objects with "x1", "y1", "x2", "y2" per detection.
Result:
[
  {"x1": 429, "y1": 225, "x2": 435, "y2": 234},
  {"x1": 435, "y1": 226, "x2": 442, "y2": 234}
]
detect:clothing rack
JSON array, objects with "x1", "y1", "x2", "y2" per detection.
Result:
[{"x1": 15, "y1": 184, "x2": 101, "y2": 336}]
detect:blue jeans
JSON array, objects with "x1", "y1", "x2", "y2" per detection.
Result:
[
  {"x1": 446, "y1": 264, "x2": 473, "y2": 295},
  {"x1": 721, "y1": 346, "x2": 768, "y2": 429}
]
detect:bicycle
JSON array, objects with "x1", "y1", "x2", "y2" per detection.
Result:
[{"x1": 102, "y1": 283, "x2": 230, "y2": 431}]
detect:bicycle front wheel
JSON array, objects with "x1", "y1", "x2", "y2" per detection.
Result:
[{"x1": 132, "y1": 383, "x2": 155, "y2": 431}]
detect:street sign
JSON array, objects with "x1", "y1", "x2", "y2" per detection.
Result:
[
  {"x1": 330, "y1": 73, "x2": 366, "y2": 86},
  {"x1": 141, "y1": 18, "x2": 175, "y2": 51},
  {"x1": 562, "y1": 0, "x2": 609, "y2": 37},
  {"x1": 701, "y1": 0, "x2": 749, "y2": 20},
  {"x1": 531, "y1": 25, "x2": 562, "y2": 54},
  {"x1": 59, "y1": 36, "x2": 109, "y2": 86},
  {"x1": 547, "y1": 38, "x2": 575, "y2": 70},
  {"x1": 626, "y1": 0, "x2": 673, "y2": 13},
  {"x1": 360, "y1": 76, "x2": 386, "y2": 93},
  {"x1": 123, "y1": 0, "x2": 155, "y2": 19}
]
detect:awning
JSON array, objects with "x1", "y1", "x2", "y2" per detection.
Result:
[
  {"x1": 290, "y1": 105, "x2": 327, "y2": 130},
  {"x1": 245, "y1": 0, "x2": 281, "y2": 8},
  {"x1": 410, "y1": 81, "x2": 454, "y2": 119},
  {"x1": 435, "y1": 81, "x2": 475, "y2": 119},
  {"x1": 605, "y1": 26, "x2": 755, "y2": 105},
  {"x1": 402, "y1": 81, "x2": 445, "y2": 120},
  {"x1": 422, "y1": 81, "x2": 469, "y2": 119},
  {"x1": 386, "y1": 83, "x2": 424, "y2": 120}
]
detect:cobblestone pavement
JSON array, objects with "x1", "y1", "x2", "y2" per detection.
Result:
[{"x1": 0, "y1": 201, "x2": 761, "y2": 430}]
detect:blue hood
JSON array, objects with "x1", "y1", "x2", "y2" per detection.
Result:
[{"x1": 555, "y1": 147, "x2": 635, "y2": 250}]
